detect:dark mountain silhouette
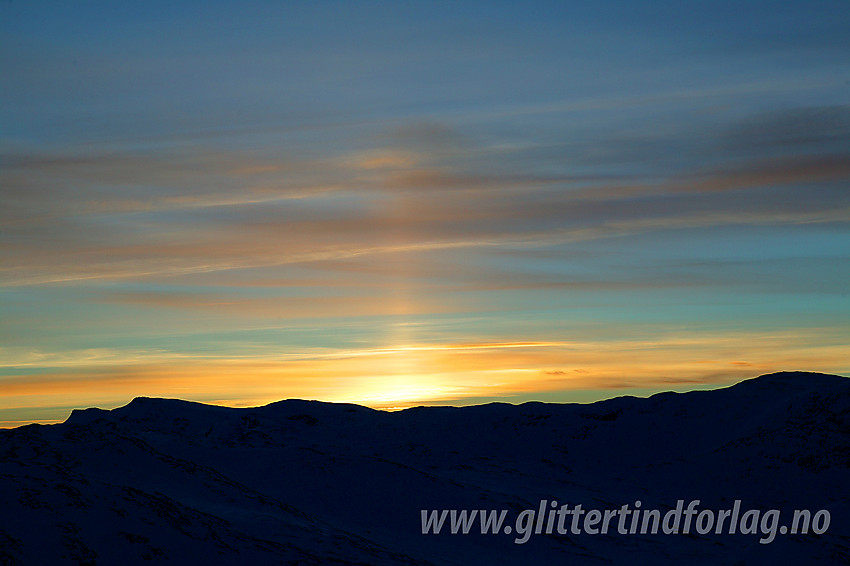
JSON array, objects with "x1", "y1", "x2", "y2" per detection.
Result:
[{"x1": 1, "y1": 371, "x2": 848, "y2": 564}]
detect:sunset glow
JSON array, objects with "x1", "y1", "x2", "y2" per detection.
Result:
[{"x1": 2, "y1": 1, "x2": 848, "y2": 426}]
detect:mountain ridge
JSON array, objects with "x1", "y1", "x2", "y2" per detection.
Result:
[
  {"x1": 64, "y1": 370, "x2": 850, "y2": 427},
  {"x1": 2, "y1": 371, "x2": 848, "y2": 564}
]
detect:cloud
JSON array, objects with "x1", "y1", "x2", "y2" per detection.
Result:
[
  {"x1": 101, "y1": 290, "x2": 464, "y2": 319},
  {"x1": 3, "y1": 147, "x2": 847, "y2": 287},
  {"x1": 3, "y1": 104, "x2": 849, "y2": 294},
  {"x1": 722, "y1": 105, "x2": 850, "y2": 150},
  {"x1": 345, "y1": 150, "x2": 420, "y2": 170},
  {"x1": 679, "y1": 153, "x2": 850, "y2": 193}
]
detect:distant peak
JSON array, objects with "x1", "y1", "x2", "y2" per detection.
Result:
[
  {"x1": 728, "y1": 371, "x2": 848, "y2": 395},
  {"x1": 750, "y1": 370, "x2": 847, "y2": 382},
  {"x1": 124, "y1": 396, "x2": 211, "y2": 408},
  {"x1": 65, "y1": 406, "x2": 109, "y2": 426},
  {"x1": 127, "y1": 396, "x2": 181, "y2": 405}
]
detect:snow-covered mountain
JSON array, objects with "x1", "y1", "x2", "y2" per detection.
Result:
[{"x1": 1, "y1": 371, "x2": 848, "y2": 564}]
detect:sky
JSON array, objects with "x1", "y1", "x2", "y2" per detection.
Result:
[{"x1": 1, "y1": 0, "x2": 849, "y2": 426}]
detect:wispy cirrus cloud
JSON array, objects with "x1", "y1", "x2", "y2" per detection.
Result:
[{"x1": 2, "y1": 126, "x2": 848, "y2": 289}]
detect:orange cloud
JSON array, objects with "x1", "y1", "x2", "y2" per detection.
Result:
[{"x1": 2, "y1": 332, "x2": 846, "y2": 424}]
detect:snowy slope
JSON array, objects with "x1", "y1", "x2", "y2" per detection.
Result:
[{"x1": 1, "y1": 371, "x2": 848, "y2": 564}]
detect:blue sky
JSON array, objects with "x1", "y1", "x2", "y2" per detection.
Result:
[{"x1": 1, "y1": 0, "x2": 849, "y2": 425}]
